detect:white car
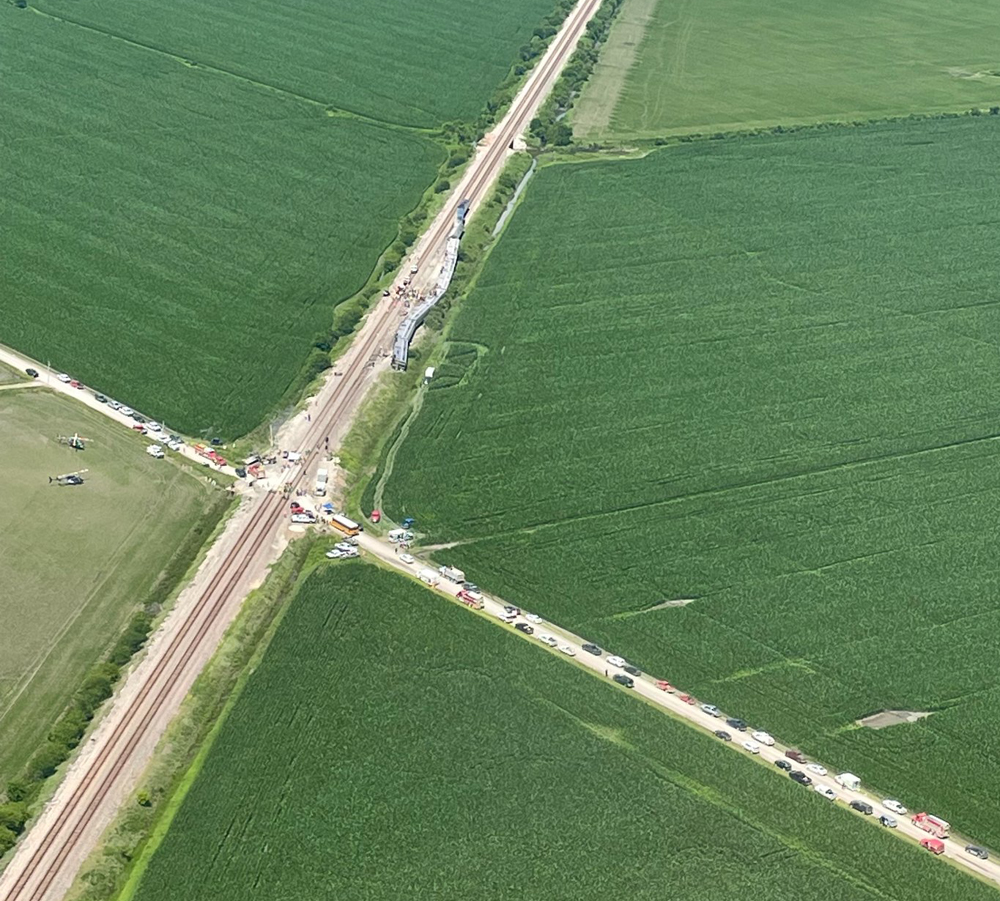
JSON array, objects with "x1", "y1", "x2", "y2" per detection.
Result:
[
  {"x1": 335, "y1": 542, "x2": 353, "y2": 552},
  {"x1": 107, "y1": 400, "x2": 122, "y2": 410},
  {"x1": 559, "y1": 644, "x2": 576, "y2": 656},
  {"x1": 57, "y1": 373, "x2": 71, "y2": 383},
  {"x1": 806, "y1": 764, "x2": 827, "y2": 776},
  {"x1": 120, "y1": 406, "x2": 134, "y2": 416},
  {"x1": 168, "y1": 441, "x2": 184, "y2": 451},
  {"x1": 145, "y1": 445, "x2": 164, "y2": 459},
  {"x1": 325, "y1": 549, "x2": 342, "y2": 559},
  {"x1": 525, "y1": 613, "x2": 543, "y2": 624},
  {"x1": 607, "y1": 655, "x2": 627, "y2": 668},
  {"x1": 751, "y1": 730, "x2": 775, "y2": 746},
  {"x1": 537, "y1": 634, "x2": 557, "y2": 648},
  {"x1": 342, "y1": 548, "x2": 359, "y2": 559},
  {"x1": 399, "y1": 553, "x2": 415, "y2": 565},
  {"x1": 148, "y1": 422, "x2": 162, "y2": 432},
  {"x1": 883, "y1": 800, "x2": 907, "y2": 815},
  {"x1": 742, "y1": 740, "x2": 761, "y2": 755},
  {"x1": 700, "y1": 704, "x2": 721, "y2": 717},
  {"x1": 814, "y1": 785, "x2": 837, "y2": 801},
  {"x1": 290, "y1": 513, "x2": 316, "y2": 524}
]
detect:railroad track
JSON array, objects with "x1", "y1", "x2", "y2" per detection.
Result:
[{"x1": 0, "y1": 3, "x2": 600, "y2": 897}]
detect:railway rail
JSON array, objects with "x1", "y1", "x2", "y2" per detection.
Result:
[{"x1": 0, "y1": 2, "x2": 601, "y2": 898}]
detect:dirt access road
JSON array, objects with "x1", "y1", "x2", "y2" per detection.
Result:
[
  {"x1": 359, "y1": 533, "x2": 1000, "y2": 890},
  {"x1": 0, "y1": 3, "x2": 604, "y2": 899}
]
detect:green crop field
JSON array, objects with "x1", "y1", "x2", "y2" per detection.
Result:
[
  {"x1": 0, "y1": 390, "x2": 218, "y2": 783},
  {"x1": 2, "y1": 0, "x2": 557, "y2": 439},
  {"x1": 129, "y1": 565, "x2": 995, "y2": 901},
  {"x1": 0, "y1": 6, "x2": 444, "y2": 439},
  {"x1": 574, "y1": 0, "x2": 1000, "y2": 138},
  {"x1": 383, "y1": 116, "x2": 1000, "y2": 849},
  {"x1": 32, "y1": 0, "x2": 554, "y2": 129}
]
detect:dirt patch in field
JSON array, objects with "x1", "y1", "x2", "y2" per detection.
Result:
[{"x1": 858, "y1": 709, "x2": 933, "y2": 729}]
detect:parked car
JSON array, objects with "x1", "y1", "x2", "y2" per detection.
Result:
[
  {"x1": 785, "y1": 749, "x2": 807, "y2": 763},
  {"x1": 882, "y1": 799, "x2": 907, "y2": 815},
  {"x1": 849, "y1": 800, "x2": 873, "y2": 816},
  {"x1": 504, "y1": 605, "x2": 521, "y2": 616},
  {"x1": 775, "y1": 759, "x2": 792, "y2": 771},
  {"x1": 789, "y1": 771, "x2": 813, "y2": 786},
  {"x1": 132, "y1": 413, "x2": 146, "y2": 423},
  {"x1": 714, "y1": 730, "x2": 732, "y2": 742},
  {"x1": 148, "y1": 421, "x2": 162, "y2": 432},
  {"x1": 108, "y1": 400, "x2": 121, "y2": 410},
  {"x1": 878, "y1": 815, "x2": 897, "y2": 828},
  {"x1": 559, "y1": 644, "x2": 576, "y2": 657},
  {"x1": 69, "y1": 380, "x2": 81, "y2": 388},
  {"x1": 612, "y1": 674, "x2": 634, "y2": 688},
  {"x1": 623, "y1": 665, "x2": 642, "y2": 677},
  {"x1": 290, "y1": 514, "x2": 316, "y2": 524},
  {"x1": 678, "y1": 694, "x2": 696, "y2": 705},
  {"x1": 525, "y1": 613, "x2": 543, "y2": 624},
  {"x1": 119, "y1": 406, "x2": 133, "y2": 416},
  {"x1": 56, "y1": 373, "x2": 71, "y2": 383},
  {"x1": 581, "y1": 643, "x2": 602, "y2": 656},
  {"x1": 726, "y1": 718, "x2": 747, "y2": 731},
  {"x1": 399, "y1": 553, "x2": 415, "y2": 565},
  {"x1": 966, "y1": 845, "x2": 990, "y2": 860},
  {"x1": 751, "y1": 731, "x2": 775, "y2": 746},
  {"x1": 656, "y1": 680, "x2": 676, "y2": 693},
  {"x1": 701, "y1": 704, "x2": 722, "y2": 717},
  {"x1": 607, "y1": 655, "x2": 626, "y2": 668},
  {"x1": 25, "y1": 368, "x2": 38, "y2": 378},
  {"x1": 537, "y1": 634, "x2": 557, "y2": 647},
  {"x1": 806, "y1": 763, "x2": 827, "y2": 776},
  {"x1": 742, "y1": 740, "x2": 761, "y2": 755},
  {"x1": 814, "y1": 786, "x2": 837, "y2": 801},
  {"x1": 93, "y1": 392, "x2": 107, "y2": 402},
  {"x1": 514, "y1": 623, "x2": 534, "y2": 635}
]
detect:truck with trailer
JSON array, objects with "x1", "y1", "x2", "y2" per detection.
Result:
[
  {"x1": 912, "y1": 812, "x2": 950, "y2": 839},
  {"x1": 315, "y1": 467, "x2": 329, "y2": 496},
  {"x1": 439, "y1": 565, "x2": 465, "y2": 584}
]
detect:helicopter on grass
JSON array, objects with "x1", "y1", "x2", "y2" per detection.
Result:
[
  {"x1": 56, "y1": 433, "x2": 92, "y2": 451},
  {"x1": 49, "y1": 469, "x2": 88, "y2": 486}
]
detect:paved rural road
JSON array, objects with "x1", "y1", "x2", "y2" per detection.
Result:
[
  {"x1": 0, "y1": 343, "x2": 240, "y2": 477},
  {"x1": 0, "y1": 2, "x2": 604, "y2": 899},
  {"x1": 357, "y1": 533, "x2": 1000, "y2": 889}
]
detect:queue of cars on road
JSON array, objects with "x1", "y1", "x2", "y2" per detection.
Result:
[{"x1": 389, "y1": 536, "x2": 992, "y2": 869}]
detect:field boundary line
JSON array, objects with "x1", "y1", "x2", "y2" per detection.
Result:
[{"x1": 28, "y1": 5, "x2": 438, "y2": 134}]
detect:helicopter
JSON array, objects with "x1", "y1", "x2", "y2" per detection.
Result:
[
  {"x1": 49, "y1": 469, "x2": 88, "y2": 486},
  {"x1": 56, "y1": 433, "x2": 91, "y2": 451}
]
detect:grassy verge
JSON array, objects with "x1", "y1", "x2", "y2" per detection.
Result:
[{"x1": 66, "y1": 536, "x2": 320, "y2": 901}]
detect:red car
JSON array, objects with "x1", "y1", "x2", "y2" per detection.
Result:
[
  {"x1": 370, "y1": 509, "x2": 381, "y2": 523},
  {"x1": 70, "y1": 380, "x2": 81, "y2": 388},
  {"x1": 132, "y1": 424, "x2": 146, "y2": 434},
  {"x1": 678, "y1": 694, "x2": 696, "y2": 705},
  {"x1": 656, "y1": 680, "x2": 676, "y2": 693}
]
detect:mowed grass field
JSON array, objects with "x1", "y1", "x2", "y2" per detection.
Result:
[
  {"x1": 128, "y1": 565, "x2": 996, "y2": 901},
  {"x1": 1, "y1": 7, "x2": 444, "y2": 439},
  {"x1": 574, "y1": 0, "x2": 1000, "y2": 138},
  {"x1": 383, "y1": 116, "x2": 1000, "y2": 847},
  {"x1": 0, "y1": 390, "x2": 216, "y2": 783}
]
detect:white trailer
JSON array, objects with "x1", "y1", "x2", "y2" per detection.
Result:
[
  {"x1": 835, "y1": 773, "x2": 861, "y2": 791},
  {"x1": 418, "y1": 568, "x2": 440, "y2": 586},
  {"x1": 315, "y1": 467, "x2": 329, "y2": 496}
]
